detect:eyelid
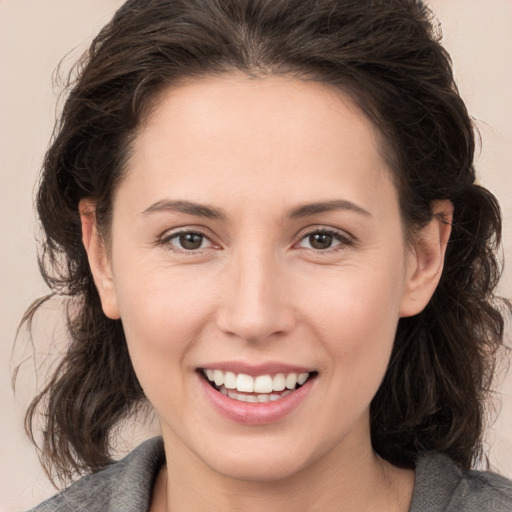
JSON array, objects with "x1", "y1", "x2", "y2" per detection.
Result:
[
  {"x1": 293, "y1": 226, "x2": 355, "y2": 252},
  {"x1": 158, "y1": 227, "x2": 219, "y2": 252},
  {"x1": 156, "y1": 224, "x2": 355, "y2": 254}
]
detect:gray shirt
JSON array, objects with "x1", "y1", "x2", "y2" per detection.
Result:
[{"x1": 28, "y1": 437, "x2": 512, "y2": 511}]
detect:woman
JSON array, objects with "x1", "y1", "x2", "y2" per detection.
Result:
[{"x1": 18, "y1": 0, "x2": 511, "y2": 510}]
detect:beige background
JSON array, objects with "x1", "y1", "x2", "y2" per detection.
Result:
[{"x1": 1, "y1": 1, "x2": 511, "y2": 510}]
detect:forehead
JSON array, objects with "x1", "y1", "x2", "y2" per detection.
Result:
[
  {"x1": 137, "y1": 73, "x2": 383, "y2": 161},
  {"x1": 122, "y1": 73, "x2": 398, "y2": 219}
]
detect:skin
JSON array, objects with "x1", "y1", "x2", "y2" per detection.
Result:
[{"x1": 81, "y1": 73, "x2": 452, "y2": 512}]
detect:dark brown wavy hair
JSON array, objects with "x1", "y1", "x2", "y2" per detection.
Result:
[{"x1": 18, "y1": 0, "x2": 509, "y2": 484}]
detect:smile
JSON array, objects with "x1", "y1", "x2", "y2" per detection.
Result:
[
  {"x1": 201, "y1": 368, "x2": 316, "y2": 403},
  {"x1": 202, "y1": 369, "x2": 314, "y2": 403}
]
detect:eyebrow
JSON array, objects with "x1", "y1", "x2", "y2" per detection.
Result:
[
  {"x1": 142, "y1": 198, "x2": 371, "y2": 220},
  {"x1": 142, "y1": 200, "x2": 227, "y2": 220},
  {"x1": 289, "y1": 199, "x2": 372, "y2": 219}
]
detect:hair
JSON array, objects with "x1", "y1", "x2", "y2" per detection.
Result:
[{"x1": 18, "y1": 0, "x2": 509, "y2": 484}]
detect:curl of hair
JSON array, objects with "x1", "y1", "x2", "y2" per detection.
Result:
[{"x1": 19, "y1": 0, "x2": 509, "y2": 482}]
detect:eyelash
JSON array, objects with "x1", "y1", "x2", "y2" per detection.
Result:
[
  {"x1": 158, "y1": 227, "x2": 354, "y2": 254},
  {"x1": 296, "y1": 228, "x2": 353, "y2": 254},
  {"x1": 158, "y1": 229, "x2": 213, "y2": 254}
]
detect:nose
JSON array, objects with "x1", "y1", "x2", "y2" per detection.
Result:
[{"x1": 215, "y1": 248, "x2": 297, "y2": 344}]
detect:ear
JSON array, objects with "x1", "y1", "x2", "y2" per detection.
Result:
[
  {"x1": 79, "y1": 199, "x2": 120, "y2": 319},
  {"x1": 399, "y1": 200, "x2": 453, "y2": 317}
]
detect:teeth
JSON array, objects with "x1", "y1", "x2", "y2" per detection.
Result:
[
  {"x1": 224, "y1": 371, "x2": 237, "y2": 389},
  {"x1": 285, "y1": 373, "x2": 298, "y2": 389},
  {"x1": 203, "y1": 369, "x2": 311, "y2": 394},
  {"x1": 213, "y1": 369, "x2": 224, "y2": 387},
  {"x1": 236, "y1": 373, "x2": 254, "y2": 393},
  {"x1": 297, "y1": 373, "x2": 309, "y2": 385},
  {"x1": 223, "y1": 387, "x2": 293, "y2": 403},
  {"x1": 254, "y1": 375, "x2": 273, "y2": 393},
  {"x1": 227, "y1": 390, "x2": 258, "y2": 402},
  {"x1": 272, "y1": 374, "x2": 286, "y2": 391}
]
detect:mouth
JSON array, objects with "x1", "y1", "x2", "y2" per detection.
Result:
[{"x1": 199, "y1": 368, "x2": 318, "y2": 403}]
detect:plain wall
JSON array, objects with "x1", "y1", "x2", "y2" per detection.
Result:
[{"x1": 1, "y1": 1, "x2": 511, "y2": 510}]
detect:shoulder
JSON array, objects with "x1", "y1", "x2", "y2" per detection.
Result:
[
  {"x1": 26, "y1": 437, "x2": 165, "y2": 512},
  {"x1": 411, "y1": 452, "x2": 512, "y2": 512}
]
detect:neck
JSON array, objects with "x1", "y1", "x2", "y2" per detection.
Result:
[{"x1": 154, "y1": 428, "x2": 414, "y2": 512}]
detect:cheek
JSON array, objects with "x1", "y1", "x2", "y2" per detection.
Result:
[
  {"x1": 303, "y1": 259, "x2": 404, "y2": 341},
  {"x1": 111, "y1": 263, "x2": 216, "y2": 383},
  {"x1": 301, "y1": 259, "x2": 405, "y2": 388},
  {"x1": 312, "y1": 292, "x2": 399, "y2": 436},
  {"x1": 115, "y1": 257, "x2": 211, "y2": 327}
]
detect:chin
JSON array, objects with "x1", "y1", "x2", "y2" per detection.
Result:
[{"x1": 204, "y1": 449, "x2": 311, "y2": 483}]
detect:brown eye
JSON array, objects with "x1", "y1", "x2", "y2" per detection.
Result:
[
  {"x1": 308, "y1": 233, "x2": 334, "y2": 250},
  {"x1": 163, "y1": 231, "x2": 211, "y2": 252},
  {"x1": 178, "y1": 233, "x2": 205, "y2": 250},
  {"x1": 297, "y1": 229, "x2": 349, "y2": 252}
]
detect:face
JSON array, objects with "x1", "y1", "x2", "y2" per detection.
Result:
[{"x1": 85, "y1": 73, "x2": 444, "y2": 482}]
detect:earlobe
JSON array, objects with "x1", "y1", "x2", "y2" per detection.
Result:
[
  {"x1": 399, "y1": 200, "x2": 453, "y2": 318},
  {"x1": 79, "y1": 199, "x2": 120, "y2": 320}
]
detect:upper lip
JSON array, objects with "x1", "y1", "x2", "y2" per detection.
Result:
[{"x1": 199, "y1": 361, "x2": 314, "y2": 376}]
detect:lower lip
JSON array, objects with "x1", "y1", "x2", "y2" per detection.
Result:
[{"x1": 199, "y1": 373, "x2": 315, "y2": 425}]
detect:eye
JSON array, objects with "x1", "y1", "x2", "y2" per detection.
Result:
[
  {"x1": 296, "y1": 229, "x2": 352, "y2": 252},
  {"x1": 161, "y1": 230, "x2": 213, "y2": 252}
]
